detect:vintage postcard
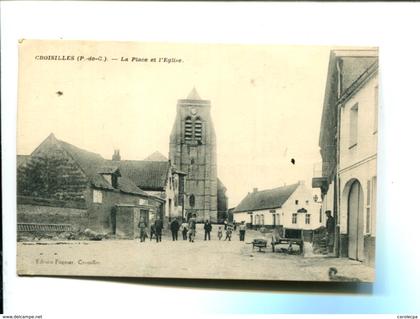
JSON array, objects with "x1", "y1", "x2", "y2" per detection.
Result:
[{"x1": 16, "y1": 40, "x2": 378, "y2": 282}]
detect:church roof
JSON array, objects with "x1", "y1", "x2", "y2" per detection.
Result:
[
  {"x1": 186, "y1": 87, "x2": 201, "y2": 100},
  {"x1": 234, "y1": 183, "x2": 299, "y2": 213},
  {"x1": 144, "y1": 151, "x2": 168, "y2": 162}
]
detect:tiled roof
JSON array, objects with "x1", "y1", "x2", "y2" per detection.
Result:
[
  {"x1": 109, "y1": 160, "x2": 169, "y2": 191},
  {"x1": 97, "y1": 166, "x2": 121, "y2": 175},
  {"x1": 341, "y1": 57, "x2": 377, "y2": 95},
  {"x1": 17, "y1": 155, "x2": 30, "y2": 167},
  {"x1": 117, "y1": 176, "x2": 149, "y2": 196},
  {"x1": 57, "y1": 139, "x2": 105, "y2": 179},
  {"x1": 234, "y1": 183, "x2": 299, "y2": 213},
  {"x1": 51, "y1": 135, "x2": 148, "y2": 196}
]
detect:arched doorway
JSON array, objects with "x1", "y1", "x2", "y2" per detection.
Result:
[{"x1": 348, "y1": 180, "x2": 364, "y2": 261}]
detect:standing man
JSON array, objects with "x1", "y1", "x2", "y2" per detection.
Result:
[
  {"x1": 154, "y1": 216, "x2": 163, "y2": 243},
  {"x1": 204, "y1": 220, "x2": 212, "y2": 241},
  {"x1": 138, "y1": 217, "x2": 147, "y2": 242},
  {"x1": 239, "y1": 221, "x2": 246, "y2": 241},
  {"x1": 188, "y1": 214, "x2": 197, "y2": 243},
  {"x1": 325, "y1": 210, "x2": 335, "y2": 253},
  {"x1": 170, "y1": 218, "x2": 180, "y2": 241}
]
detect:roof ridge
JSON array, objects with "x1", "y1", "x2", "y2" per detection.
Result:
[{"x1": 255, "y1": 183, "x2": 299, "y2": 193}]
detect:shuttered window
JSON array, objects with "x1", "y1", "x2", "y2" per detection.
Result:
[
  {"x1": 185, "y1": 117, "x2": 192, "y2": 142},
  {"x1": 194, "y1": 118, "x2": 202, "y2": 142}
]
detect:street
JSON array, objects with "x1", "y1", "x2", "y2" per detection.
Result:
[{"x1": 17, "y1": 227, "x2": 375, "y2": 282}]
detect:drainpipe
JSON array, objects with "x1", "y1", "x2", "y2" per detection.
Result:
[{"x1": 335, "y1": 58, "x2": 342, "y2": 258}]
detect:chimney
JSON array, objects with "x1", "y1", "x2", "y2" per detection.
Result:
[
  {"x1": 253, "y1": 187, "x2": 258, "y2": 193},
  {"x1": 112, "y1": 149, "x2": 121, "y2": 161}
]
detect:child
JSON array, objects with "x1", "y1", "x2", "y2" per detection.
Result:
[
  {"x1": 224, "y1": 224, "x2": 233, "y2": 241},
  {"x1": 181, "y1": 219, "x2": 189, "y2": 240},
  {"x1": 217, "y1": 226, "x2": 223, "y2": 240}
]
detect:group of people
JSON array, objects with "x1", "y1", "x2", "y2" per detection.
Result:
[{"x1": 137, "y1": 215, "x2": 248, "y2": 243}]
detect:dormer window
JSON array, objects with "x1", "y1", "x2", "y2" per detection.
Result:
[{"x1": 98, "y1": 166, "x2": 121, "y2": 189}]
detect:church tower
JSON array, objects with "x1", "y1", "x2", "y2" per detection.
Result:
[{"x1": 169, "y1": 88, "x2": 218, "y2": 222}]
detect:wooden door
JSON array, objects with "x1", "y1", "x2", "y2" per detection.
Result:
[{"x1": 348, "y1": 180, "x2": 364, "y2": 261}]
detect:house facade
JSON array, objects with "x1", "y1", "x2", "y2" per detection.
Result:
[
  {"x1": 312, "y1": 49, "x2": 378, "y2": 266},
  {"x1": 233, "y1": 181, "x2": 322, "y2": 236}
]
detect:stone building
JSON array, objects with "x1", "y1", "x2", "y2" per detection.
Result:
[
  {"x1": 312, "y1": 48, "x2": 378, "y2": 265},
  {"x1": 169, "y1": 88, "x2": 228, "y2": 222}
]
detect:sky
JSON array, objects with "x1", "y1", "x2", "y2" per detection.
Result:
[{"x1": 17, "y1": 40, "x2": 332, "y2": 207}]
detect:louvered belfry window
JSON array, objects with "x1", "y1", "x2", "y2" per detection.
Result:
[
  {"x1": 185, "y1": 117, "x2": 192, "y2": 142},
  {"x1": 194, "y1": 118, "x2": 202, "y2": 142}
]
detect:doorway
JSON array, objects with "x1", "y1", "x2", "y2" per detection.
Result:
[
  {"x1": 347, "y1": 180, "x2": 364, "y2": 261},
  {"x1": 110, "y1": 208, "x2": 117, "y2": 235}
]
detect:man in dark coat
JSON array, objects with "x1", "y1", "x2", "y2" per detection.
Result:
[
  {"x1": 325, "y1": 210, "x2": 335, "y2": 253},
  {"x1": 204, "y1": 220, "x2": 212, "y2": 241},
  {"x1": 154, "y1": 216, "x2": 163, "y2": 243},
  {"x1": 170, "y1": 218, "x2": 180, "y2": 241}
]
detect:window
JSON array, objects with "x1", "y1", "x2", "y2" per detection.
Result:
[
  {"x1": 292, "y1": 213, "x2": 297, "y2": 224},
  {"x1": 93, "y1": 190, "x2": 102, "y2": 203},
  {"x1": 189, "y1": 194, "x2": 195, "y2": 207},
  {"x1": 319, "y1": 208, "x2": 322, "y2": 223},
  {"x1": 305, "y1": 214, "x2": 311, "y2": 224},
  {"x1": 194, "y1": 118, "x2": 202, "y2": 142},
  {"x1": 295, "y1": 200, "x2": 299, "y2": 205},
  {"x1": 305, "y1": 200, "x2": 309, "y2": 205},
  {"x1": 276, "y1": 213, "x2": 280, "y2": 225},
  {"x1": 168, "y1": 199, "x2": 172, "y2": 214},
  {"x1": 374, "y1": 85, "x2": 378, "y2": 134},
  {"x1": 349, "y1": 103, "x2": 359, "y2": 148},
  {"x1": 185, "y1": 117, "x2": 192, "y2": 142},
  {"x1": 255, "y1": 215, "x2": 260, "y2": 225},
  {"x1": 366, "y1": 179, "x2": 372, "y2": 233},
  {"x1": 261, "y1": 215, "x2": 264, "y2": 226}
]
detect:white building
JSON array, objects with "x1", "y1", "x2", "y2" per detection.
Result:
[
  {"x1": 312, "y1": 48, "x2": 378, "y2": 265},
  {"x1": 233, "y1": 181, "x2": 323, "y2": 236}
]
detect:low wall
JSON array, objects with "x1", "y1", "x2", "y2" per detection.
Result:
[{"x1": 17, "y1": 204, "x2": 88, "y2": 230}]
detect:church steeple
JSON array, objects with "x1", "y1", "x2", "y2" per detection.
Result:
[
  {"x1": 186, "y1": 87, "x2": 201, "y2": 100},
  {"x1": 169, "y1": 89, "x2": 218, "y2": 222}
]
